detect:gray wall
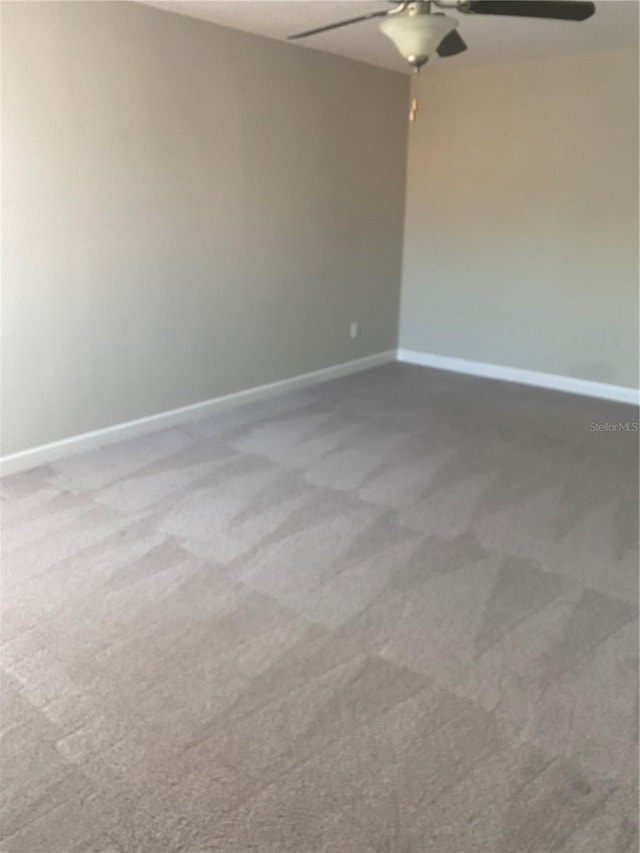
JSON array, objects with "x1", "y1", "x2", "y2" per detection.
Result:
[
  {"x1": 399, "y1": 46, "x2": 639, "y2": 389},
  {"x1": 1, "y1": 1, "x2": 409, "y2": 455}
]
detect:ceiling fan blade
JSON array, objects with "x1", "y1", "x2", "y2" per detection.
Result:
[
  {"x1": 288, "y1": 10, "x2": 390, "y2": 40},
  {"x1": 437, "y1": 29, "x2": 468, "y2": 57},
  {"x1": 463, "y1": 1, "x2": 595, "y2": 20}
]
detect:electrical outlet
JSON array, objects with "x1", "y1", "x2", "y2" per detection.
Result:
[{"x1": 350, "y1": 322, "x2": 359, "y2": 340}]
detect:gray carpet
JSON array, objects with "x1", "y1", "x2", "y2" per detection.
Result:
[{"x1": 1, "y1": 362, "x2": 638, "y2": 853}]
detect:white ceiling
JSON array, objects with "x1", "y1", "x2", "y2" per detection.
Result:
[{"x1": 141, "y1": 1, "x2": 639, "y2": 74}]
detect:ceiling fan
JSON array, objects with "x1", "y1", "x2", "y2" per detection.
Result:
[{"x1": 288, "y1": 1, "x2": 596, "y2": 71}]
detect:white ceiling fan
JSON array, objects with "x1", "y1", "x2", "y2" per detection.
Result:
[{"x1": 288, "y1": 1, "x2": 596, "y2": 71}]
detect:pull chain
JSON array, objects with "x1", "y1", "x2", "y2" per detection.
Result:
[{"x1": 409, "y1": 65, "x2": 421, "y2": 123}]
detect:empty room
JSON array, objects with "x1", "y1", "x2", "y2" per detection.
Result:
[{"x1": 1, "y1": 1, "x2": 638, "y2": 850}]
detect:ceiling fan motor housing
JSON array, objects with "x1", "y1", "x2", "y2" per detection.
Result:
[{"x1": 379, "y1": 9, "x2": 459, "y2": 69}]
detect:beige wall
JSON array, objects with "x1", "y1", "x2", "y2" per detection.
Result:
[
  {"x1": 399, "y1": 45, "x2": 639, "y2": 389},
  {"x1": 1, "y1": 1, "x2": 409, "y2": 455}
]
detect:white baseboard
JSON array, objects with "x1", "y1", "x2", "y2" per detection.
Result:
[
  {"x1": 4, "y1": 347, "x2": 636, "y2": 477},
  {"x1": 0, "y1": 351, "x2": 395, "y2": 477},
  {"x1": 397, "y1": 348, "x2": 640, "y2": 406}
]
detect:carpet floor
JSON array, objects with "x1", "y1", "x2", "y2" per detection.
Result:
[{"x1": 1, "y1": 362, "x2": 638, "y2": 852}]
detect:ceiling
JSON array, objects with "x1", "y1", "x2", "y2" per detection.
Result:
[{"x1": 141, "y1": 1, "x2": 639, "y2": 74}]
